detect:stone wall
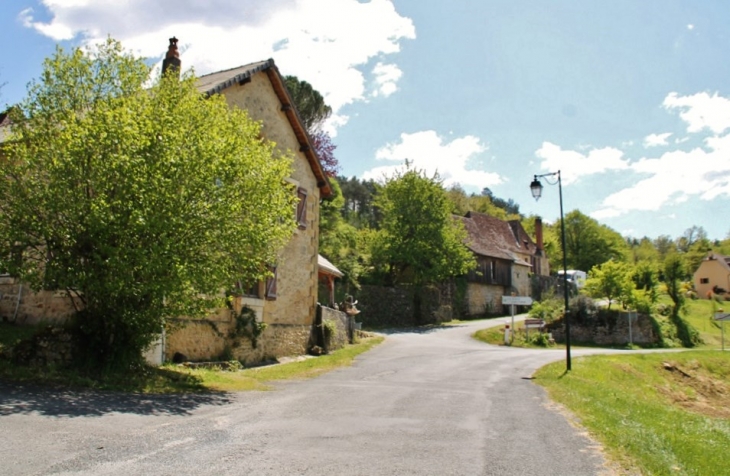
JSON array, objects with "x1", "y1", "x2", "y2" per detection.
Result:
[
  {"x1": 0, "y1": 277, "x2": 76, "y2": 325},
  {"x1": 465, "y1": 282, "x2": 504, "y2": 316},
  {"x1": 165, "y1": 312, "x2": 314, "y2": 365},
  {"x1": 320, "y1": 306, "x2": 351, "y2": 351},
  {"x1": 549, "y1": 312, "x2": 658, "y2": 346},
  {"x1": 355, "y1": 285, "x2": 452, "y2": 327}
]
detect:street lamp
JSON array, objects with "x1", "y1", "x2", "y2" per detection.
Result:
[{"x1": 530, "y1": 170, "x2": 571, "y2": 371}]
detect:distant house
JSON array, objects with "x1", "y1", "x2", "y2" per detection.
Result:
[
  {"x1": 693, "y1": 252, "x2": 730, "y2": 298},
  {"x1": 455, "y1": 212, "x2": 549, "y2": 315}
]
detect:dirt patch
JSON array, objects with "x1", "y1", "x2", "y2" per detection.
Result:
[{"x1": 658, "y1": 360, "x2": 730, "y2": 419}]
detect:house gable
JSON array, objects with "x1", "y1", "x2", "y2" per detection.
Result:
[{"x1": 196, "y1": 60, "x2": 331, "y2": 198}]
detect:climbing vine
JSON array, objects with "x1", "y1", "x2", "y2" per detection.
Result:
[{"x1": 230, "y1": 306, "x2": 267, "y2": 349}]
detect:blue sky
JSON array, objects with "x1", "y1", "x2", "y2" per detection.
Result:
[{"x1": 2, "y1": 1, "x2": 730, "y2": 241}]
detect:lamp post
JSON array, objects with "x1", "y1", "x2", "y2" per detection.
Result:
[{"x1": 530, "y1": 170, "x2": 571, "y2": 371}]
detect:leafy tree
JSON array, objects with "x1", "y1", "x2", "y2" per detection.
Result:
[
  {"x1": 311, "y1": 130, "x2": 339, "y2": 177},
  {"x1": 0, "y1": 39, "x2": 296, "y2": 371},
  {"x1": 339, "y1": 175, "x2": 380, "y2": 228},
  {"x1": 284, "y1": 75, "x2": 332, "y2": 132},
  {"x1": 663, "y1": 254, "x2": 700, "y2": 347},
  {"x1": 557, "y1": 210, "x2": 629, "y2": 272},
  {"x1": 318, "y1": 178, "x2": 361, "y2": 294},
  {"x1": 368, "y1": 166, "x2": 475, "y2": 287},
  {"x1": 584, "y1": 261, "x2": 635, "y2": 310},
  {"x1": 632, "y1": 260, "x2": 659, "y2": 304},
  {"x1": 283, "y1": 75, "x2": 339, "y2": 178}
]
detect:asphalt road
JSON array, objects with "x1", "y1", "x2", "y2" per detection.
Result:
[{"x1": 1, "y1": 318, "x2": 614, "y2": 476}]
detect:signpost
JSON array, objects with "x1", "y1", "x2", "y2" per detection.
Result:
[
  {"x1": 502, "y1": 295, "x2": 533, "y2": 345},
  {"x1": 715, "y1": 311, "x2": 730, "y2": 351}
]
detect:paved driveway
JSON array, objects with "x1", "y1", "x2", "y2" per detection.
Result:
[{"x1": 1, "y1": 318, "x2": 613, "y2": 475}]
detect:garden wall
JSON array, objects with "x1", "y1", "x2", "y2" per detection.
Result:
[
  {"x1": 549, "y1": 311, "x2": 658, "y2": 346},
  {"x1": 355, "y1": 284, "x2": 453, "y2": 328}
]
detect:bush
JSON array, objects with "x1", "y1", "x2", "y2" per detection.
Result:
[{"x1": 528, "y1": 297, "x2": 563, "y2": 323}]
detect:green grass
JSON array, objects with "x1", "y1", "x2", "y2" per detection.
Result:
[
  {"x1": 534, "y1": 351, "x2": 730, "y2": 475},
  {"x1": 176, "y1": 335, "x2": 384, "y2": 392},
  {"x1": 0, "y1": 333, "x2": 384, "y2": 393}
]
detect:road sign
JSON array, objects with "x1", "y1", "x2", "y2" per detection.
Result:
[
  {"x1": 715, "y1": 313, "x2": 730, "y2": 321},
  {"x1": 502, "y1": 295, "x2": 533, "y2": 306}
]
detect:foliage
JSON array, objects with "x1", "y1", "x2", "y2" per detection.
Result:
[
  {"x1": 446, "y1": 184, "x2": 521, "y2": 220},
  {"x1": 310, "y1": 130, "x2": 339, "y2": 177},
  {"x1": 338, "y1": 175, "x2": 380, "y2": 228},
  {"x1": 319, "y1": 178, "x2": 363, "y2": 294},
  {"x1": 663, "y1": 255, "x2": 701, "y2": 347},
  {"x1": 284, "y1": 75, "x2": 332, "y2": 132},
  {"x1": 631, "y1": 260, "x2": 659, "y2": 303},
  {"x1": 527, "y1": 297, "x2": 563, "y2": 323},
  {"x1": 556, "y1": 210, "x2": 630, "y2": 272},
  {"x1": 367, "y1": 165, "x2": 475, "y2": 287},
  {"x1": 230, "y1": 306, "x2": 267, "y2": 349},
  {"x1": 584, "y1": 260, "x2": 635, "y2": 310},
  {"x1": 0, "y1": 39, "x2": 295, "y2": 371}
]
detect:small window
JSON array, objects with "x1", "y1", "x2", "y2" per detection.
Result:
[
  {"x1": 265, "y1": 266, "x2": 278, "y2": 300},
  {"x1": 296, "y1": 188, "x2": 308, "y2": 229},
  {"x1": 700, "y1": 278, "x2": 709, "y2": 284}
]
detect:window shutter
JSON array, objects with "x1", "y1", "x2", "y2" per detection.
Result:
[
  {"x1": 296, "y1": 187, "x2": 308, "y2": 229},
  {"x1": 265, "y1": 266, "x2": 278, "y2": 300}
]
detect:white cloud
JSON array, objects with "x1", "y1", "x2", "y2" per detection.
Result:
[
  {"x1": 591, "y1": 143, "x2": 730, "y2": 218},
  {"x1": 643, "y1": 132, "x2": 672, "y2": 148},
  {"x1": 663, "y1": 91, "x2": 730, "y2": 134},
  {"x1": 20, "y1": 0, "x2": 416, "y2": 132},
  {"x1": 371, "y1": 62, "x2": 403, "y2": 98},
  {"x1": 362, "y1": 130, "x2": 502, "y2": 189},
  {"x1": 534, "y1": 142, "x2": 630, "y2": 184},
  {"x1": 687, "y1": 24, "x2": 695, "y2": 30}
]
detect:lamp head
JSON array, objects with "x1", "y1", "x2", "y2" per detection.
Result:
[{"x1": 530, "y1": 176, "x2": 543, "y2": 201}]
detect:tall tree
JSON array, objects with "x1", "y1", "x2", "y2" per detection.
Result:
[
  {"x1": 0, "y1": 39, "x2": 296, "y2": 370},
  {"x1": 557, "y1": 210, "x2": 629, "y2": 272},
  {"x1": 584, "y1": 260, "x2": 635, "y2": 310},
  {"x1": 284, "y1": 75, "x2": 331, "y2": 132},
  {"x1": 368, "y1": 166, "x2": 475, "y2": 287},
  {"x1": 663, "y1": 254, "x2": 700, "y2": 347}
]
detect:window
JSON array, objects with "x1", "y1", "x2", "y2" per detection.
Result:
[
  {"x1": 265, "y1": 266, "x2": 278, "y2": 300},
  {"x1": 700, "y1": 278, "x2": 709, "y2": 284},
  {"x1": 296, "y1": 187, "x2": 308, "y2": 229}
]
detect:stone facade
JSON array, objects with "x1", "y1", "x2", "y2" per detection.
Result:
[
  {"x1": 0, "y1": 276, "x2": 76, "y2": 325},
  {"x1": 465, "y1": 282, "x2": 504, "y2": 316}
]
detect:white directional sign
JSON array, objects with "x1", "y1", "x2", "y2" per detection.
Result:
[{"x1": 502, "y1": 295, "x2": 533, "y2": 306}]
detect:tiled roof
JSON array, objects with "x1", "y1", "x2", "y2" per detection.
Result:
[
  {"x1": 195, "y1": 60, "x2": 332, "y2": 198},
  {"x1": 457, "y1": 211, "x2": 537, "y2": 264}
]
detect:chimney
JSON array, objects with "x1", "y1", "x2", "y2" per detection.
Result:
[
  {"x1": 535, "y1": 217, "x2": 544, "y2": 253},
  {"x1": 162, "y1": 37, "x2": 181, "y2": 78}
]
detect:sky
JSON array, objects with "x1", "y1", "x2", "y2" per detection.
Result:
[{"x1": 2, "y1": 0, "x2": 730, "y2": 241}]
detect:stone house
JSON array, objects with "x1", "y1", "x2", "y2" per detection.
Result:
[
  {"x1": 455, "y1": 212, "x2": 549, "y2": 316},
  {"x1": 165, "y1": 51, "x2": 334, "y2": 363},
  {"x1": 693, "y1": 252, "x2": 730, "y2": 298},
  {"x1": 0, "y1": 40, "x2": 338, "y2": 365}
]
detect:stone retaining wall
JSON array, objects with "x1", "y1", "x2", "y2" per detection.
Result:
[{"x1": 549, "y1": 312, "x2": 658, "y2": 345}]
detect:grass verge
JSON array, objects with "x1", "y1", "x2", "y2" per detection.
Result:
[
  {"x1": 0, "y1": 327, "x2": 384, "y2": 393},
  {"x1": 534, "y1": 351, "x2": 730, "y2": 475}
]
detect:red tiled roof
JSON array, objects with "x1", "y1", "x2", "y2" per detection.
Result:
[{"x1": 457, "y1": 211, "x2": 538, "y2": 264}]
